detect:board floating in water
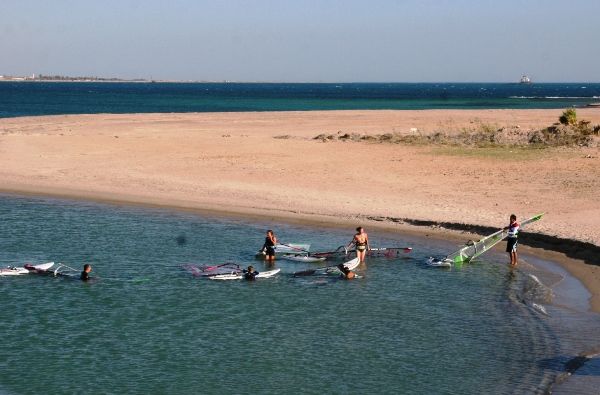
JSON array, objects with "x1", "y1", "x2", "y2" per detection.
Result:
[
  {"x1": 0, "y1": 262, "x2": 55, "y2": 276},
  {"x1": 426, "y1": 257, "x2": 452, "y2": 267},
  {"x1": 209, "y1": 268, "x2": 281, "y2": 280}
]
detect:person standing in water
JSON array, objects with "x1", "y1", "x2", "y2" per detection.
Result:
[
  {"x1": 346, "y1": 226, "x2": 370, "y2": 262},
  {"x1": 503, "y1": 214, "x2": 520, "y2": 266},
  {"x1": 261, "y1": 230, "x2": 277, "y2": 261}
]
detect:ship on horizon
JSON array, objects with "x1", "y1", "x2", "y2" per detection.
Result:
[{"x1": 519, "y1": 75, "x2": 533, "y2": 84}]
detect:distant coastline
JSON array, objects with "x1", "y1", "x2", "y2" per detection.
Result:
[
  {"x1": 2, "y1": 75, "x2": 600, "y2": 84},
  {"x1": 0, "y1": 74, "x2": 248, "y2": 83},
  {"x1": 0, "y1": 75, "x2": 209, "y2": 83}
]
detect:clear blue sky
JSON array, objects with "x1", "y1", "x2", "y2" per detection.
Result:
[{"x1": 2, "y1": 0, "x2": 599, "y2": 82}]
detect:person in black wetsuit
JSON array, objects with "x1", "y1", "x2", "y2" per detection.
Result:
[
  {"x1": 261, "y1": 230, "x2": 277, "y2": 261},
  {"x1": 243, "y1": 266, "x2": 259, "y2": 280},
  {"x1": 80, "y1": 264, "x2": 92, "y2": 282}
]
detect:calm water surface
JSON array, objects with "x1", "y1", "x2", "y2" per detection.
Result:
[
  {"x1": 1, "y1": 82, "x2": 599, "y2": 118},
  {"x1": 0, "y1": 195, "x2": 597, "y2": 394}
]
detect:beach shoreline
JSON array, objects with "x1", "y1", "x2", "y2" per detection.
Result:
[{"x1": 1, "y1": 109, "x2": 599, "y2": 311}]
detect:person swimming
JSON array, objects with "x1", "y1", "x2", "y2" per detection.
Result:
[
  {"x1": 80, "y1": 264, "x2": 92, "y2": 282},
  {"x1": 338, "y1": 264, "x2": 356, "y2": 279}
]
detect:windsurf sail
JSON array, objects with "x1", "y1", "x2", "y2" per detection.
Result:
[
  {"x1": 280, "y1": 254, "x2": 326, "y2": 262},
  {"x1": 442, "y1": 213, "x2": 544, "y2": 264},
  {"x1": 293, "y1": 257, "x2": 360, "y2": 277},
  {"x1": 311, "y1": 246, "x2": 412, "y2": 259},
  {"x1": 274, "y1": 243, "x2": 310, "y2": 254},
  {"x1": 443, "y1": 229, "x2": 507, "y2": 264},
  {"x1": 310, "y1": 246, "x2": 346, "y2": 259},
  {"x1": 209, "y1": 268, "x2": 281, "y2": 280},
  {"x1": 359, "y1": 247, "x2": 412, "y2": 256},
  {"x1": 182, "y1": 263, "x2": 242, "y2": 277}
]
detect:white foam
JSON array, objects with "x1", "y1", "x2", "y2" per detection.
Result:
[
  {"x1": 529, "y1": 274, "x2": 542, "y2": 284},
  {"x1": 532, "y1": 303, "x2": 548, "y2": 315}
]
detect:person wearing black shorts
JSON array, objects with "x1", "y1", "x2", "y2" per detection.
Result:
[
  {"x1": 261, "y1": 230, "x2": 277, "y2": 261},
  {"x1": 503, "y1": 215, "x2": 520, "y2": 266}
]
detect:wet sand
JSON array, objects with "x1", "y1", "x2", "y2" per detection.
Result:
[{"x1": 1, "y1": 109, "x2": 599, "y2": 311}]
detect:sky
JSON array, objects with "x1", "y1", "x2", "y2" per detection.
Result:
[{"x1": 2, "y1": 0, "x2": 599, "y2": 82}]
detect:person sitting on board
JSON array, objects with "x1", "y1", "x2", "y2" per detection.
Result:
[
  {"x1": 243, "y1": 266, "x2": 259, "y2": 280},
  {"x1": 346, "y1": 226, "x2": 370, "y2": 262},
  {"x1": 338, "y1": 264, "x2": 356, "y2": 279},
  {"x1": 260, "y1": 230, "x2": 277, "y2": 261},
  {"x1": 80, "y1": 264, "x2": 92, "y2": 282},
  {"x1": 503, "y1": 214, "x2": 520, "y2": 266}
]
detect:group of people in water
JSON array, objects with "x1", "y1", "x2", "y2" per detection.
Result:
[
  {"x1": 254, "y1": 226, "x2": 371, "y2": 280},
  {"x1": 79, "y1": 215, "x2": 520, "y2": 282},
  {"x1": 252, "y1": 213, "x2": 521, "y2": 281}
]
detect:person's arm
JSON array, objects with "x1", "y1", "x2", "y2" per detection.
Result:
[
  {"x1": 346, "y1": 236, "x2": 356, "y2": 249},
  {"x1": 365, "y1": 234, "x2": 370, "y2": 250},
  {"x1": 261, "y1": 236, "x2": 270, "y2": 252},
  {"x1": 272, "y1": 236, "x2": 277, "y2": 245}
]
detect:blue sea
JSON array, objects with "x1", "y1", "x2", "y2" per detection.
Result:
[
  {"x1": 1, "y1": 82, "x2": 600, "y2": 394},
  {"x1": 1, "y1": 81, "x2": 600, "y2": 118}
]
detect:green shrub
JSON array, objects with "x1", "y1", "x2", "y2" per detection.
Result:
[{"x1": 559, "y1": 108, "x2": 577, "y2": 125}]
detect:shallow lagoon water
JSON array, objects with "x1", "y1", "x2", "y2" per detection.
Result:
[{"x1": 0, "y1": 194, "x2": 598, "y2": 394}]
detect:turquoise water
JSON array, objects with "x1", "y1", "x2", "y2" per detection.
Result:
[
  {"x1": 3, "y1": 194, "x2": 597, "y2": 394},
  {"x1": 1, "y1": 82, "x2": 600, "y2": 118}
]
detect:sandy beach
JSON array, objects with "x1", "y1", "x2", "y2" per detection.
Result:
[{"x1": 1, "y1": 109, "x2": 599, "y2": 310}]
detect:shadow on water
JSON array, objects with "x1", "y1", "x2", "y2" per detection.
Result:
[{"x1": 541, "y1": 347, "x2": 600, "y2": 393}]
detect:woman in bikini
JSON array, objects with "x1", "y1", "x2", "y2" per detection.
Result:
[{"x1": 346, "y1": 226, "x2": 370, "y2": 262}]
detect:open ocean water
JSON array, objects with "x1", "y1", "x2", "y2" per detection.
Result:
[
  {"x1": 1, "y1": 82, "x2": 600, "y2": 118},
  {"x1": 1, "y1": 195, "x2": 599, "y2": 395}
]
